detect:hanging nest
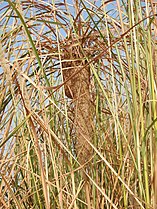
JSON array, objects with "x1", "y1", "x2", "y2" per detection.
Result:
[{"x1": 62, "y1": 37, "x2": 95, "y2": 165}]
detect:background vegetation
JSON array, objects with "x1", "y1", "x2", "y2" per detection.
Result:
[{"x1": 0, "y1": 0, "x2": 157, "y2": 208}]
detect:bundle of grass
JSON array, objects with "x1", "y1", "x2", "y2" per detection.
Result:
[{"x1": 62, "y1": 39, "x2": 94, "y2": 166}]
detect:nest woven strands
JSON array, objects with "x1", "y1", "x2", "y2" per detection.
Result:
[{"x1": 62, "y1": 50, "x2": 94, "y2": 165}]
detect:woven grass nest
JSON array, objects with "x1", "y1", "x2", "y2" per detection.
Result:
[{"x1": 61, "y1": 37, "x2": 95, "y2": 165}]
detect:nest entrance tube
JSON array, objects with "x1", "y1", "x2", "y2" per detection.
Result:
[{"x1": 62, "y1": 48, "x2": 94, "y2": 165}]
